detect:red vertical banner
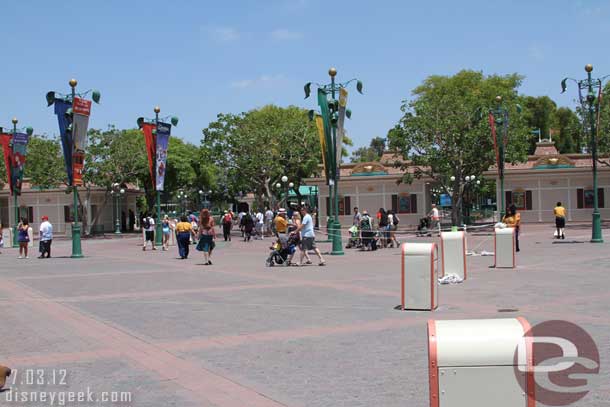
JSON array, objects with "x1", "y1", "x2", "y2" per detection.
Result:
[
  {"x1": 141, "y1": 123, "x2": 156, "y2": 187},
  {"x1": 0, "y1": 133, "x2": 13, "y2": 193},
  {"x1": 488, "y1": 113, "x2": 500, "y2": 177}
]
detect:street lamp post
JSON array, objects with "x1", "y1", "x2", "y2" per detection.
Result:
[
  {"x1": 112, "y1": 183, "x2": 124, "y2": 234},
  {"x1": 304, "y1": 68, "x2": 363, "y2": 255},
  {"x1": 46, "y1": 78, "x2": 100, "y2": 258},
  {"x1": 11, "y1": 118, "x2": 19, "y2": 247},
  {"x1": 137, "y1": 107, "x2": 178, "y2": 246},
  {"x1": 484, "y1": 96, "x2": 521, "y2": 220},
  {"x1": 561, "y1": 64, "x2": 610, "y2": 243}
]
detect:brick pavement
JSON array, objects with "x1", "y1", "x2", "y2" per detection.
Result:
[{"x1": 0, "y1": 224, "x2": 609, "y2": 406}]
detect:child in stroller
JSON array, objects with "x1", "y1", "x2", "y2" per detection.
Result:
[
  {"x1": 416, "y1": 217, "x2": 432, "y2": 237},
  {"x1": 345, "y1": 225, "x2": 361, "y2": 249},
  {"x1": 266, "y1": 229, "x2": 300, "y2": 267}
]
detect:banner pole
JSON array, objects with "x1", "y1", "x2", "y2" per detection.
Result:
[
  {"x1": 154, "y1": 109, "x2": 163, "y2": 247},
  {"x1": 70, "y1": 82, "x2": 83, "y2": 258}
]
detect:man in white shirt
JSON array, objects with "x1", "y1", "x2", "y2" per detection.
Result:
[
  {"x1": 295, "y1": 206, "x2": 325, "y2": 266},
  {"x1": 264, "y1": 207, "x2": 274, "y2": 236},
  {"x1": 38, "y1": 215, "x2": 53, "y2": 258},
  {"x1": 255, "y1": 210, "x2": 264, "y2": 239},
  {"x1": 142, "y1": 213, "x2": 156, "y2": 251},
  {"x1": 428, "y1": 204, "x2": 440, "y2": 236}
]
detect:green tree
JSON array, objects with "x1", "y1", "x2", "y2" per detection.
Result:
[
  {"x1": 596, "y1": 82, "x2": 610, "y2": 166},
  {"x1": 24, "y1": 136, "x2": 66, "y2": 188},
  {"x1": 350, "y1": 136, "x2": 386, "y2": 162},
  {"x1": 554, "y1": 107, "x2": 582, "y2": 153},
  {"x1": 202, "y1": 105, "x2": 320, "y2": 209},
  {"x1": 387, "y1": 70, "x2": 529, "y2": 225},
  {"x1": 522, "y1": 96, "x2": 557, "y2": 153}
]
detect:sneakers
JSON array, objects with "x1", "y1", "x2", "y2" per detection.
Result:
[
  {"x1": 561, "y1": 234, "x2": 565, "y2": 240},
  {"x1": 18, "y1": 256, "x2": 22, "y2": 259}
]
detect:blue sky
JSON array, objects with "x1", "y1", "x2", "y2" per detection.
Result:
[{"x1": 1, "y1": 0, "x2": 610, "y2": 151}]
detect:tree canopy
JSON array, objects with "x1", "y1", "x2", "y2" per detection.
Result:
[
  {"x1": 387, "y1": 70, "x2": 530, "y2": 224},
  {"x1": 350, "y1": 136, "x2": 386, "y2": 162},
  {"x1": 201, "y1": 105, "x2": 320, "y2": 209}
]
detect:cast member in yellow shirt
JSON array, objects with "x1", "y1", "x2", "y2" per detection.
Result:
[
  {"x1": 502, "y1": 204, "x2": 521, "y2": 252},
  {"x1": 554, "y1": 201, "x2": 566, "y2": 240}
]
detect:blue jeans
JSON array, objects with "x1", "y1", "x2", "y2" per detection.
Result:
[{"x1": 177, "y1": 232, "x2": 191, "y2": 258}]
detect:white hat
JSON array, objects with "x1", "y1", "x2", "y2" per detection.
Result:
[{"x1": 278, "y1": 208, "x2": 286, "y2": 213}]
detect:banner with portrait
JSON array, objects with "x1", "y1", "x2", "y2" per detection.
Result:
[{"x1": 155, "y1": 122, "x2": 171, "y2": 191}]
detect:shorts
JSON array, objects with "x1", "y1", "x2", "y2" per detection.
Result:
[
  {"x1": 145, "y1": 231, "x2": 155, "y2": 241},
  {"x1": 555, "y1": 217, "x2": 566, "y2": 228},
  {"x1": 301, "y1": 236, "x2": 316, "y2": 251}
]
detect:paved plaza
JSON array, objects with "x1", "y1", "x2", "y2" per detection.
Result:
[{"x1": 1, "y1": 224, "x2": 609, "y2": 406}]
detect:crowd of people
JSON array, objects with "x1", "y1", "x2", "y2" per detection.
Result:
[{"x1": 347, "y1": 207, "x2": 401, "y2": 251}]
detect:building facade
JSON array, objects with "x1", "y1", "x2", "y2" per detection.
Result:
[
  {"x1": 488, "y1": 140, "x2": 610, "y2": 223},
  {"x1": 0, "y1": 182, "x2": 142, "y2": 236},
  {"x1": 305, "y1": 153, "x2": 431, "y2": 226}
]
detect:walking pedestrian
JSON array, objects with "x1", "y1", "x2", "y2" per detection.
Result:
[
  {"x1": 38, "y1": 216, "x2": 53, "y2": 258},
  {"x1": 295, "y1": 206, "x2": 325, "y2": 266},
  {"x1": 175, "y1": 215, "x2": 193, "y2": 259},
  {"x1": 255, "y1": 209, "x2": 264, "y2": 239},
  {"x1": 387, "y1": 210, "x2": 400, "y2": 248},
  {"x1": 377, "y1": 208, "x2": 388, "y2": 248},
  {"x1": 502, "y1": 204, "x2": 521, "y2": 252},
  {"x1": 162, "y1": 215, "x2": 172, "y2": 251},
  {"x1": 142, "y1": 213, "x2": 156, "y2": 251},
  {"x1": 428, "y1": 204, "x2": 440, "y2": 236},
  {"x1": 221, "y1": 210, "x2": 233, "y2": 241},
  {"x1": 241, "y1": 211, "x2": 255, "y2": 242},
  {"x1": 554, "y1": 201, "x2": 566, "y2": 240},
  {"x1": 274, "y1": 208, "x2": 288, "y2": 237},
  {"x1": 290, "y1": 211, "x2": 310, "y2": 265},
  {"x1": 196, "y1": 208, "x2": 216, "y2": 265},
  {"x1": 264, "y1": 207, "x2": 274, "y2": 236},
  {"x1": 17, "y1": 218, "x2": 30, "y2": 259}
]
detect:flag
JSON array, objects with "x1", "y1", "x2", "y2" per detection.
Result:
[
  {"x1": 314, "y1": 115, "x2": 328, "y2": 181},
  {"x1": 155, "y1": 122, "x2": 171, "y2": 191},
  {"x1": 10, "y1": 132, "x2": 29, "y2": 195},
  {"x1": 489, "y1": 113, "x2": 502, "y2": 178},
  {"x1": 336, "y1": 87, "x2": 348, "y2": 180},
  {"x1": 53, "y1": 98, "x2": 74, "y2": 185},
  {"x1": 317, "y1": 88, "x2": 335, "y2": 183},
  {"x1": 0, "y1": 133, "x2": 12, "y2": 193},
  {"x1": 141, "y1": 123, "x2": 157, "y2": 186},
  {"x1": 72, "y1": 97, "x2": 92, "y2": 186}
]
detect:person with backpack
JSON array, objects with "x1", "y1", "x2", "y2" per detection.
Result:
[
  {"x1": 377, "y1": 208, "x2": 389, "y2": 248},
  {"x1": 360, "y1": 210, "x2": 376, "y2": 251},
  {"x1": 142, "y1": 213, "x2": 156, "y2": 251},
  {"x1": 241, "y1": 212, "x2": 255, "y2": 242},
  {"x1": 221, "y1": 210, "x2": 233, "y2": 241},
  {"x1": 387, "y1": 210, "x2": 400, "y2": 248}
]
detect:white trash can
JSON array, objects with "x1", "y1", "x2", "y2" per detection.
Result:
[
  {"x1": 400, "y1": 242, "x2": 438, "y2": 311},
  {"x1": 427, "y1": 317, "x2": 534, "y2": 407},
  {"x1": 440, "y1": 231, "x2": 467, "y2": 280},
  {"x1": 495, "y1": 228, "x2": 515, "y2": 268}
]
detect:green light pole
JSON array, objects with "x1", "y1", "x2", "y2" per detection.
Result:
[
  {"x1": 46, "y1": 78, "x2": 100, "y2": 258},
  {"x1": 112, "y1": 183, "x2": 124, "y2": 234},
  {"x1": 484, "y1": 95, "x2": 521, "y2": 220},
  {"x1": 304, "y1": 68, "x2": 363, "y2": 255},
  {"x1": 5, "y1": 118, "x2": 33, "y2": 247},
  {"x1": 137, "y1": 107, "x2": 178, "y2": 246},
  {"x1": 561, "y1": 64, "x2": 610, "y2": 243}
]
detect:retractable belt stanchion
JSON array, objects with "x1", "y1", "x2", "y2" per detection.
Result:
[
  {"x1": 494, "y1": 228, "x2": 516, "y2": 268},
  {"x1": 400, "y1": 242, "x2": 438, "y2": 311},
  {"x1": 440, "y1": 231, "x2": 467, "y2": 279},
  {"x1": 427, "y1": 318, "x2": 534, "y2": 407}
]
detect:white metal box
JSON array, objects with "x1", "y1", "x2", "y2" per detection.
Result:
[
  {"x1": 494, "y1": 228, "x2": 515, "y2": 268},
  {"x1": 427, "y1": 318, "x2": 534, "y2": 407},
  {"x1": 400, "y1": 242, "x2": 438, "y2": 310},
  {"x1": 440, "y1": 231, "x2": 467, "y2": 279}
]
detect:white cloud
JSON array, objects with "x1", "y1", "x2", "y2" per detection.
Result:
[
  {"x1": 230, "y1": 74, "x2": 286, "y2": 89},
  {"x1": 208, "y1": 26, "x2": 240, "y2": 42},
  {"x1": 270, "y1": 29, "x2": 303, "y2": 41}
]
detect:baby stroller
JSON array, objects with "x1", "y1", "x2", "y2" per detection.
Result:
[
  {"x1": 266, "y1": 232, "x2": 299, "y2": 267},
  {"x1": 346, "y1": 225, "x2": 361, "y2": 249},
  {"x1": 416, "y1": 217, "x2": 431, "y2": 237}
]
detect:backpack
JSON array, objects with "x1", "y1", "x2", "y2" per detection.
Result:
[
  {"x1": 223, "y1": 214, "x2": 232, "y2": 224},
  {"x1": 360, "y1": 216, "x2": 372, "y2": 231},
  {"x1": 393, "y1": 214, "x2": 399, "y2": 225},
  {"x1": 142, "y1": 217, "x2": 151, "y2": 229}
]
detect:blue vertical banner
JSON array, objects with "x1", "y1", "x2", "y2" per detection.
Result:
[
  {"x1": 155, "y1": 122, "x2": 171, "y2": 191},
  {"x1": 54, "y1": 99, "x2": 74, "y2": 185},
  {"x1": 11, "y1": 132, "x2": 30, "y2": 195}
]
